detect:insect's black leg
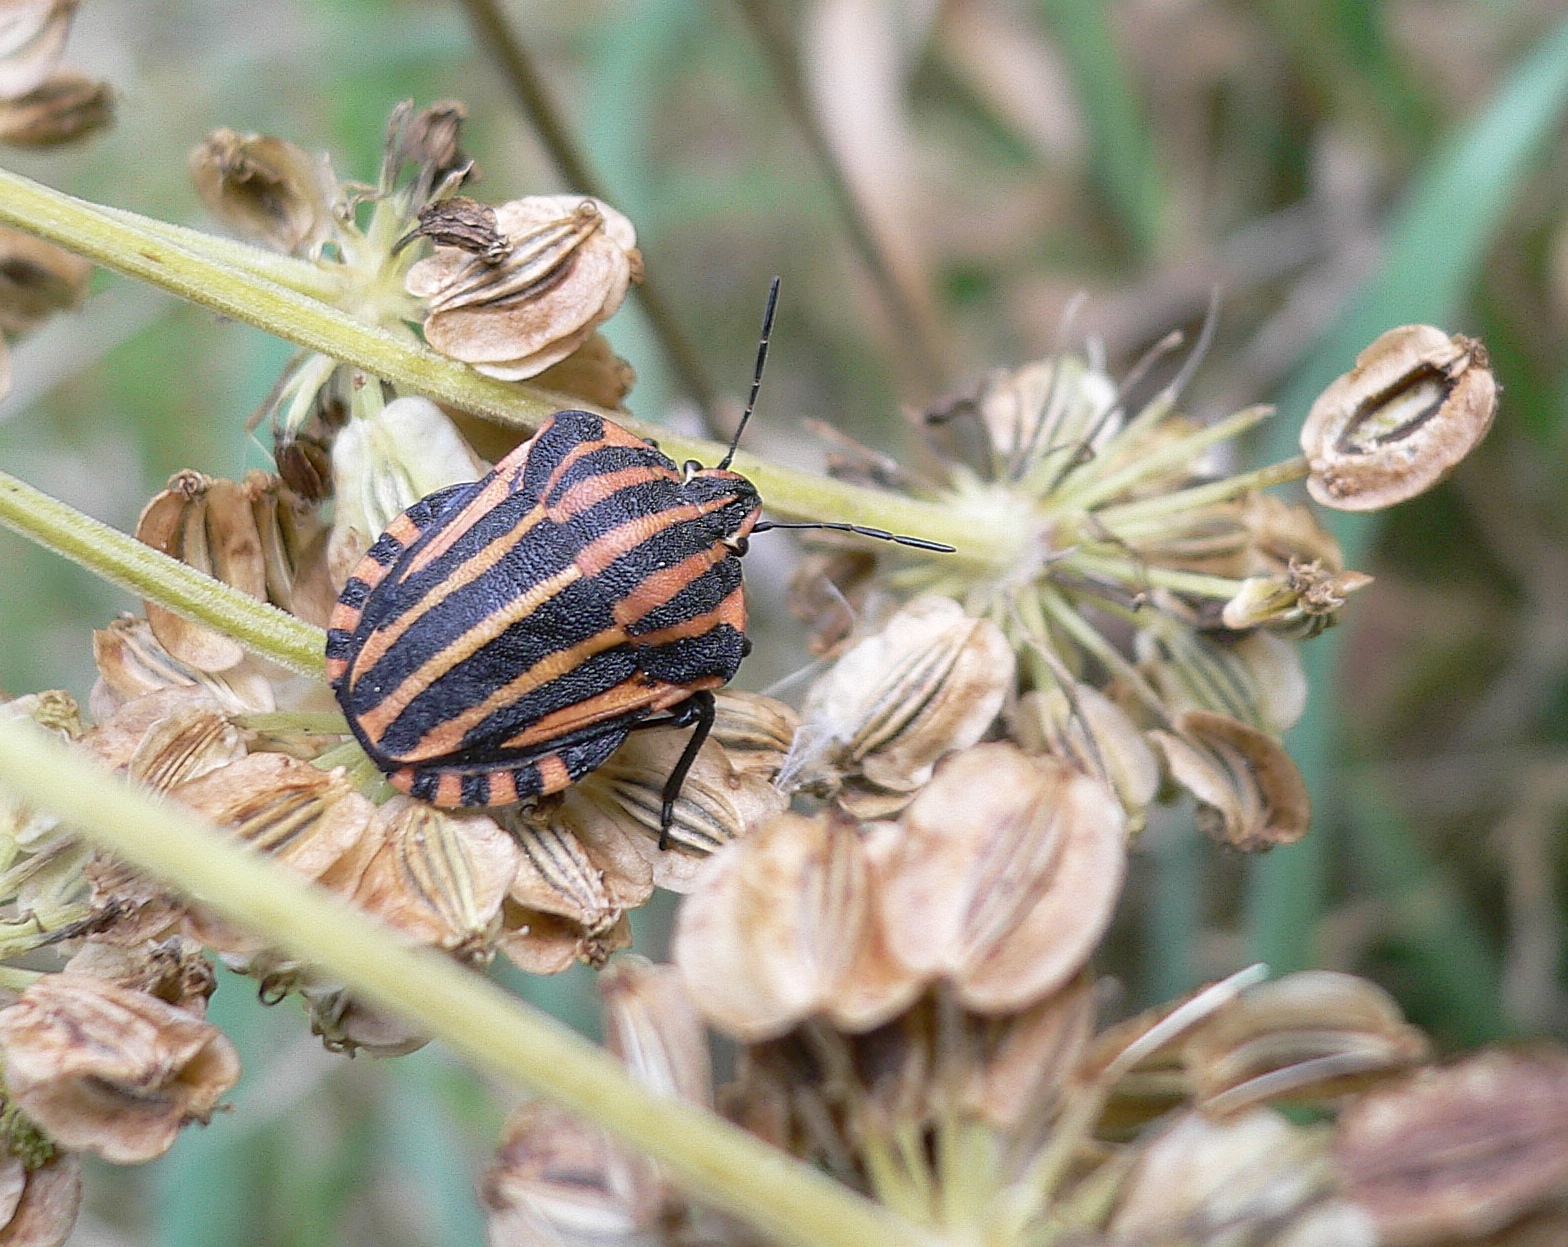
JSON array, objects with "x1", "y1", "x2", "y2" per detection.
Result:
[{"x1": 657, "y1": 691, "x2": 715, "y2": 851}]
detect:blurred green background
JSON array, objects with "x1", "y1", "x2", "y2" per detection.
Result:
[{"x1": 4, "y1": 0, "x2": 1568, "y2": 1241}]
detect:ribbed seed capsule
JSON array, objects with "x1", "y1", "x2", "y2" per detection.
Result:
[
  {"x1": 1302, "y1": 325, "x2": 1497, "y2": 511},
  {"x1": 91, "y1": 616, "x2": 275, "y2": 718},
  {"x1": 1150, "y1": 710, "x2": 1310, "y2": 850},
  {"x1": 189, "y1": 129, "x2": 332, "y2": 254},
  {"x1": 1013, "y1": 683, "x2": 1159, "y2": 832},
  {"x1": 498, "y1": 819, "x2": 636, "y2": 974},
  {"x1": 0, "y1": 69, "x2": 111, "y2": 146}
]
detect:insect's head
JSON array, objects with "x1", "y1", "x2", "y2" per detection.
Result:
[{"x1": 681, "y1": 461, "x2": 762, "y2": 553}]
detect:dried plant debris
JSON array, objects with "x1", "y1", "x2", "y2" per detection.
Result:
[{"x1": 1302, "y1": 325, "x2": 1498, "y2": 512}]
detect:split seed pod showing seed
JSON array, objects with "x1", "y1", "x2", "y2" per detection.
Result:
[
  {"x1": 1302, "y1": 325, "x2": 1497, "y2": 511},
  {"x1": 189, "y1": 129, "x2": 333, "y2": 255},
  {"x1": 0, "y1": 69, "x2": 111, "y2": 146}
]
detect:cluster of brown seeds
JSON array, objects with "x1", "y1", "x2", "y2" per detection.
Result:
[{"x1": 0, "y1": 91, "x2": 1547, "y2": 1247}]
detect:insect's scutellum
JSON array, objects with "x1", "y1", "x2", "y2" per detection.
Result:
[{"x1": 326, "y1": 277, "x2": 950, "y2": 845}]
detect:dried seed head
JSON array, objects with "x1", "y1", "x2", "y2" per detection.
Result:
[
  {"x1": 64, "y1": 938, "x2": 218, "y2": 1016},
  {"x1": 1182, "y1": 971, "x2": 1430, "y2": 1114},
  {"x1": 784, "y1": 595, "x2": 1014, "y2": 814},
  {"x1": 122, "y1": 699, "x2": 246, "y2": 792},
  {"x1": 1151, "y1": 710, "x2": 1310, "y2": 850},
  {"x1": 0, "y1": 1152, "x2": 80, "y2": 1247},
  {"x1": 189, "y1": 129, "x2": 333, "y2": 254},
  {"x1": 1302, "y1": 325, "x2": 1497, "y2": 512},
  {"x1": 134, "y1": 472, "x2": 270, "y2": 672},
  {"x1": 529, "y1": 331, "x2": 637, "y2": 411},
  {"x1": 351, "y1": 797, "x2": 519, "y2": 961},
  {"x1": 327, "y1": 395, "x2": 484, "y2": 584},
  {"x1": 0, "y1": 69, "x2": 109, "y2": 146},
  {"x1": 674, "y1": 811, "x2": 920, "y2": 1041},
  {"x1": 599, "y1": 957, "x2": 713, "y2": 1108},
  {"x1": 976, "y1": 353, "x2": 1118, "y2": 475},
  {"x1": 497, "y1": 818, "x2": 638, "y2": 975},
  {"x1": 91, "y1": 616, "x2": 276, "y2": 718},
  {"x1": 0, "y1": 227, "x2": 88, "y2": 337},
  {"x1": 397, "y1": 99, "x2": 471, "y2": 185},
  {"x1": 1012, "y1": 682, "x2": 1159, "y2": 832},
  {"x1": 1111, "y1": 1108, "x2": 1375, "y2": 1246},
  {"x1": 483, "y1": 1102, "x2": 664, "y2": 1245},
  {"x1": 710, "y1": 690, "x2": 800, "y2": 781},
  {"x1": 0, "y1": 2, "x2": 75, "y2": 101},
  {"x1": 555, "y1": 727, "x2": 788, "y2": 892},
  {"x1": 406, "y1": 195, "x2": 640, "y2": 381},
  {"x1": 248, "y1": 470, "x2": 336, "y2": 627},
  {"x1": 1139, "y1": 620, "x2": 1307, "y2": 736},
  {"x1": 1221, "y1": 561, "x2": 1374, "y2": 635},
  {"x1": 958, "y1": 973, "x2": 1096, "y2": 1135},
  {"x1": 1336, "y1": 1048, "x2": 1568, "y2": 1246},
  {"x1": 880, "y1": 743, "x2": 1126, "y2": 1012},
  {"x1": 0, "y1": 972, "x2": 240, "y2": 1163}
]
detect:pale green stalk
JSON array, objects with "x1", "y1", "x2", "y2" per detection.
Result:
[
  {"x1": 1093, "y1": 456, "x2": 1310, "y2": 530},
  {"x1": 1065, "y1": 552, "x2": 1245, "y2": 600},
  {"x1": 0, "y1": 718, "x2": 942, "y2": 1247},
  {"x1": 0, "y1": 164, "x2": 1008, "y2": 562},
  {"x1": 0, "y1": 470, "x2": 324, "y2": 677}
]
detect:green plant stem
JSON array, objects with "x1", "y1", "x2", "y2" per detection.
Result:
[
  {"x1": 0, "y1": 719, "x2": 936, "y2": 1247},
  {"x1": 0, "y1": 164, "x2": 1005, "y2": 562},
  {"x1": 1094, "y1": 456, "x2": 1309, "y2": 530},
  {"x1": 0, "y1": 471, "x2": 325, "y2": 677}
]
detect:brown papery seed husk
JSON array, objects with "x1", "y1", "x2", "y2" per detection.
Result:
[
  {"x1": 1183, "y1": 971, "x2": 1430, "y2": 1114},
  {"x1": 673, "y1": 811, "x2": 921, "y2": 1042},
  {"x1": 0, "y1": 972, "x2": 240, "y2": 1164},
  {"x1": 351, "y1": 797, "x2": 518, "y2": 959},
  {"x1": 1152, "y1": 710, "x2": 1310, "y2": 850},
  {"x1": 0, "y1": 227, "x2": 88, "y2": 337},
  {"x1": 599, "y1": 957, "x2": 713, "y2": 1108},
  {"x1": 788, "y1": 594, "x2": 1013, "y2": 800},
  {"x1": 91, "y1": 616, "x2": 275, "y2": 718},
  {"x1": 483, "y1": 1101, "x2": 663, "y2": 1245},
  {"x1": 1013, "y1": 683, "x2": 1159, "y2": 832},
  {"x1": 497, "y1": 818, "x2": 640, "y2": 974},
  {"x1": 189, "y1": 129, "x2": 332, "y2": 254},
  {"x1": 711, "y1": 690, "x2": 800, "y2": 781},
  {"x1": 249, "y1": 471, "x2": 336, "y2": 627},
  {"x1": 0, "y1": 1152, "x2": 80, "y2": 1247},
  {"x1": 529, "y1": 331, "x2": 637, "y2": 411},
  {"x1": 135, "y1": 472, "x2": 267, "y2": 672},
  {"x1": 1112, "y1": 1108, "x2": 1376, "y2": 1246},
  {"x1": 1336, "y1": 1048, "x2": 1568, "y2": 1246},
  {"x1": 960, "y1": 972, "x2": 1096, "y2": 1134},
  {"x1": 1302, "y1": 325, "x2": 1497, "y2": 512},
  {"x1": 0, "y1": 2, "x2": 75, "y2": 101},
  {"x1": 559, "y1": 728, "x2": 787, "y2": 893},
  {"x1": 881, "y1": 743, "x2": 1127, "y2": 1013},
  {"x1": 0, "y1": 69, "x2": 110, "y2": 146},
  {"x1": 124, "y1": 701, "x2": 246, "y2": 792}
]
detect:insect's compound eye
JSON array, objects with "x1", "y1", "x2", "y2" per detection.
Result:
[
  {"x1": 682, "y1": 459, "x2": 702, "y2": 481},
  {"x1": 724, "y1": 536, "x2": 750, "y2": 557}
]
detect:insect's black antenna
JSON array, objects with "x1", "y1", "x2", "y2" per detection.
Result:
[
  {"x1": 719, "y1": 276, "x2": 781, "y2": 471},
  {"x1": 751, "y1": 520, "x2": 955, "y2": 553}
]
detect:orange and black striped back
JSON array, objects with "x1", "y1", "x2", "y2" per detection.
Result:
[{"x1": 325, "y1": 409, "x2": 760, "y2": 808}]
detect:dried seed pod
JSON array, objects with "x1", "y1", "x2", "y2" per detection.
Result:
[
  {"x1": 0, "y1": 1152, "x2": 80, "y2": 1247},
  {"x1": 497, "y1": 818, "x2": 639, "y2": 975},
  {"x1": 134, "y1": 472, "x2": 269, "y2": 672},
  {"x1": 674, "y1": 811, "x2": 921, "y2": 1041},
  {"x1": 0, "y1": 972, "x2": 240, "y2": 1164},
  {"x1": 599, "y1": 957, "x2": 713, "y2": 1108},
  {"x1": 1139, "y1": 619, "x2": 1307, "y2": 735},
  {"x1": 880, "y1": 743, "x2": 1127, "y2": 1013},
  {"x1": 351, "y1": 797, "x2": 519, "y2": 961},
  {"x1": 0, "y1": 227, "x2": 88, "y2": 337},
  {"x1": 1336, "y1": 1049, "x2": 1568, "y2": 1246},
  {"x1": 1152, "y1": 710, "x2": 1311, "y2": 850},
  {"x1": 784, "y1": 595, "x2": 1014, "y2": 810},
  {"x1": 407, "y1": 195, "x2": 641, "y2": 381},
  {"x1": 483, "y1": 1101, "x2": 663, "y2": 1246},
  {"x1": 1183, "y1": 971, "x2": 1429, "y2": 1114},
  {"x1": 1112, "y1": 1108, "x2": 1376, "y2": 1246},
  {"x1": 123, "y1": 700, "x2": 246, "y2": 792},
  {"x1": 556, "y1": 727, "x2": 787, "y2": 892},
  {"x1": 529, "y1": 331, "x2": 636, "y2": 410},
  {"x1": 1013, "y1": 682, "x2": 1159, "y2": 832},
  {"x1": 64, "y1": 937, "x2": 217, "y2": 1016},
  {"x1": 1221, "y1": 561, "x2": 1373, "y2": 636},
  {"x1": 395, "y1": 99, "x2": 472, "y2": 186},
  {"x1": 326, "y1": 395, "x2": 484, "y2": 585},
  {"x1": 976, "y1": 353, "x2": 1118, "y2": 475},
  {"x1": 249, "y1": 471, "x2": 336, "y2": 627},
  {"x1": 300, "y1": 983, "x2": 427, "y2": 1058},
  {"x1": 189, "y1": 129, "x2": 333, "y2": 254},
  {"x1": 91, "y1": 616, "x2": 275, "y2": 718},
  {"x1": 959, "y1": 972, "x2": 1096, "y2": 1134},
  {"x1": 0, "y1": 69, "x2": 109, "y2": 146},
  {"x1": 1302, "y1": 325, "x2": 1497, "y2": 511},
  {"x1": 0, "y1": 1, "x2": 76, "y2": 101},
  {"x1": 710, "y1": 690, "x2": 799, "y2": 781}
]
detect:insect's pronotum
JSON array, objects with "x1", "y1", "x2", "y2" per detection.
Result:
[{"x1": 326, "y1": 280, "x2": 951, "y2": 846}]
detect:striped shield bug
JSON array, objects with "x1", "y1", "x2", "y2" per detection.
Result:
[{"x1": 325, "y1": 279, "x2": 951, "y2": 845}]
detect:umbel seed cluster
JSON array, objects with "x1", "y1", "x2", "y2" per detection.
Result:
[{"x1": 0, "y1": 83, "x2": 1553, "y2": 1247}]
